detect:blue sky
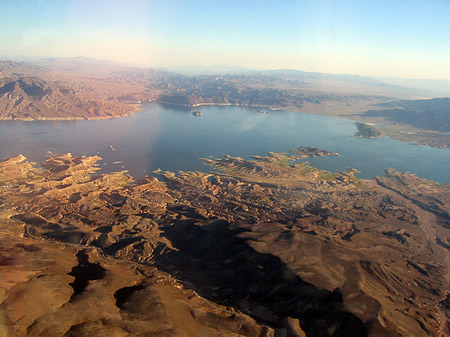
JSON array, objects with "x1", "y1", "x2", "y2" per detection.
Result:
[{"x1": 1, "y1": 0, "x2": 450, "y2": 79}]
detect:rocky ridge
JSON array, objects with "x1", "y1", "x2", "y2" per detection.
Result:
[{"x1": 0, "y1": 77, "x2": 136, "y2": 120}]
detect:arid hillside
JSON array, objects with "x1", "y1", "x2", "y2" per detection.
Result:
[{"x1": 0, "y1": 77, "x2": 135, "y2": 120}]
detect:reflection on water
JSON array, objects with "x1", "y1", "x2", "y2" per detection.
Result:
[{"x1": 1, "y1": 103, "x2": 450, "y2": 182}]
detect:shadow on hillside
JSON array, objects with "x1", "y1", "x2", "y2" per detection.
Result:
[{"x1": 156, "y1": 219, "x2": 367, "y2": 337}]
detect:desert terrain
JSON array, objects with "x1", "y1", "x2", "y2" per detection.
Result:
[{"x1": 1, "y1": 148, "x2": 449, "y2": 336}]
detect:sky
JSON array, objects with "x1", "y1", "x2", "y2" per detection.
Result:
[{"x1": 1, "y1": 0, "x2": 450, "y2": 79}]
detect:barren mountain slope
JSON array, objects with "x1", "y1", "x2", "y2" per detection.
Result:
[{"x1": 0, "y1": 77, "x2": 137, "y2": 120}]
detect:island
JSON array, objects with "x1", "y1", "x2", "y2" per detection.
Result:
[
  {"x1": 1, "y1": 148, "x2": 449, "y2": 337},
  {"x1": 354, "y1": 121, "x2": 383, "y2": 138},
  {"x1": 289, "y1": 146, "x2": 339, "y2": 158},
  {"x1": 192, "y1": 110, "x2": 203, "y2": 116}
]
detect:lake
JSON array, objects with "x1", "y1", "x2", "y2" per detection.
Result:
[{"x1": 1, "y1": 103, "x2": 450, "y2": 183}]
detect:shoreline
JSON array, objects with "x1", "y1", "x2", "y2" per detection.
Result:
[
  {"x1": 0, "y1": 104, "x2": 140, "y2": 121},
  {"x1": 154, "y1": 100, "x2": 281, "y2": 110},
  {"x1": 0, "y1": 114, "x2": 133, "y2": 121}
]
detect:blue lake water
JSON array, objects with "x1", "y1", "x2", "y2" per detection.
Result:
[{"x1": 1, "y1": 103, "x2": 450, "y2": 183}]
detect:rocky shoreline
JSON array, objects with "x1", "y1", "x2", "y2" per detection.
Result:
[{"x1": 0, "y1": 111, "x2": 135, "y2": 121}]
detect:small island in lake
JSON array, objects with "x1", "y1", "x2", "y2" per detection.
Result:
[
  {"x1": 289, "y1": 146, "x2": 339, "y2": 158},
  {"x1": 354, "y1": 121, "x2": 383, "y2": 138},
  {"x1": 192, "y1": 110, "x2": 203, "y2": 116}
]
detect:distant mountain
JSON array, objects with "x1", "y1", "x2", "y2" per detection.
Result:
[
  {"x1": 165, "y1": 66, "x2": 396, "y2": 87},
  {"x1": 264, "y1": 68, "x2": 381, "y2": 81},
  {"x1": 365, "y1": 97, "x2": 450, "y2": 132},
  {"x1": 162, "y1": 64, "x2": 254, "y2": 75},
  {"x1": 0, "y1": 61, "x2": 46, "y2": 77},
  {"x1": 30, "y1": 56, "x2": 134, "y2": 77},
  {"x1": 377, "y1": 77, "x2": 450, "y2": 97},
  {"x1": 262, "y1": 69, "x2": 414, "y2": 90}
]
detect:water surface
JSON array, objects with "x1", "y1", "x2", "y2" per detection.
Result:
[{"x1": 1, "y1": 103, "x2": 449, "y2": 183}]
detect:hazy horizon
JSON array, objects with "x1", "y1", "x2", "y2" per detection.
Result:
[{"x1": 1, "y1": 1, "x2": 450, "y2": 80}]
